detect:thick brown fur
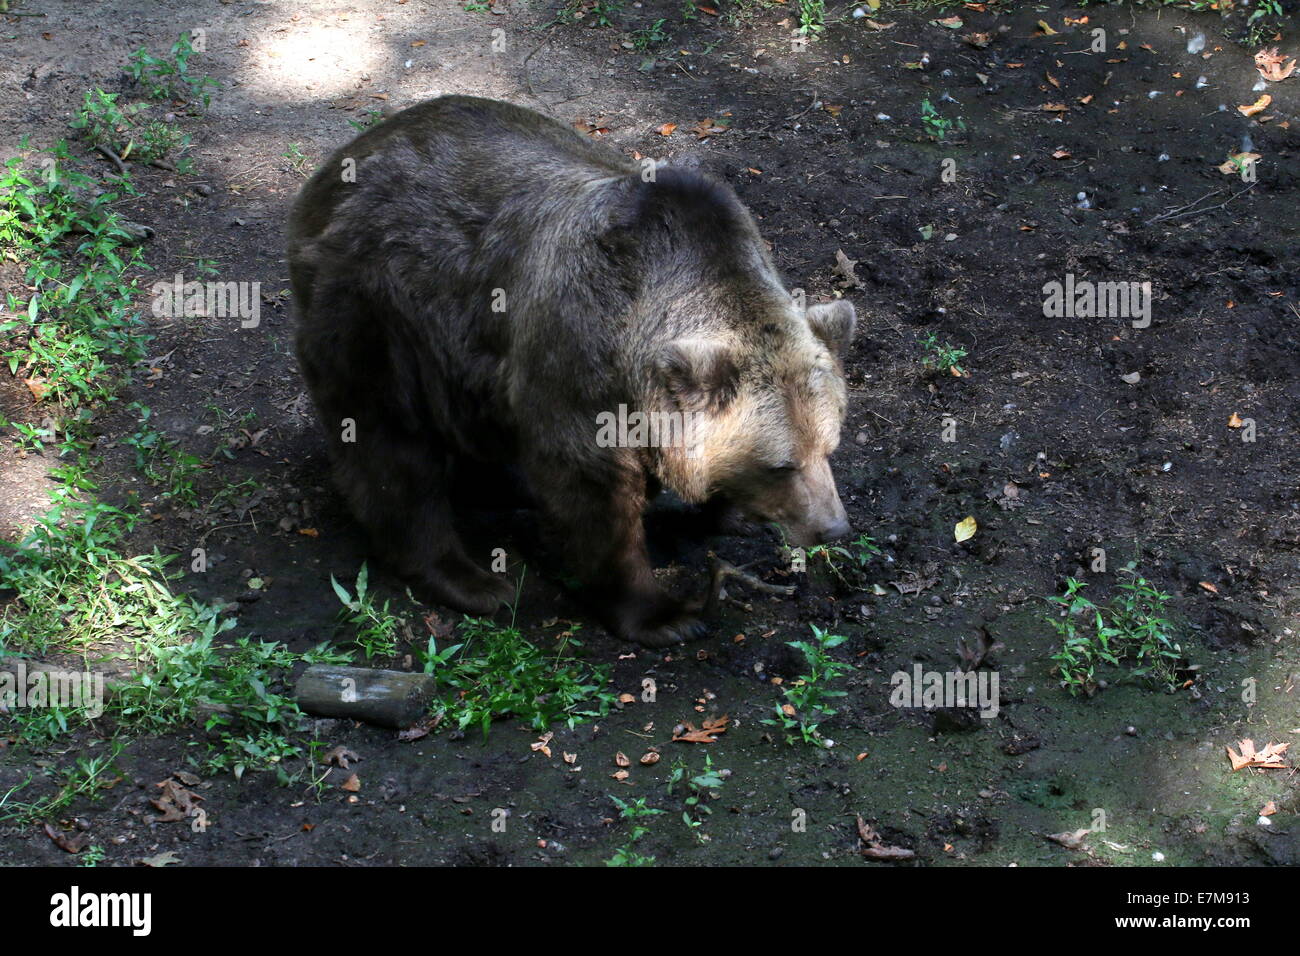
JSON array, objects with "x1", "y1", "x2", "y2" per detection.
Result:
[{"x1": 287, "y1": 95, "x2": 856, "y2": 646}]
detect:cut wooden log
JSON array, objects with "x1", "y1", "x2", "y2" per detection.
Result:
[{"x1": 293, "y1": 664, "x2": 436, "y2": 729}]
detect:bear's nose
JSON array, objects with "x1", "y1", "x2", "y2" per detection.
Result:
[{"x1": 817, "y1": 519, "x2": 852, "y2": 544}]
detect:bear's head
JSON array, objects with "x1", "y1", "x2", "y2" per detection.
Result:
[{"x1": 655, "y1": 299, "x2": 857, "y2": 548}]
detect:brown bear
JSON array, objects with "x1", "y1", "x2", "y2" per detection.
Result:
[{"x1": 287, "y1": 95, "x2": 856, "y2": 647}]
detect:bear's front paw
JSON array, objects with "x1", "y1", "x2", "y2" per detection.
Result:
[
  {"x1": 618, "y1": 610, "x2": 709, "y2": 648},
  {"x1": 414, "y1": 563, "x2": 515, "y2": 617}
]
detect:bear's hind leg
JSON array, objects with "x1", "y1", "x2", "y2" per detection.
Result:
[{"x1": 332, "y1": 426, "x2": 514, "y2": 617}]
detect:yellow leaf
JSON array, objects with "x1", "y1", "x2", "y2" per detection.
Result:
[
  {"x1": 1037, "y1": 19, "x2": 1058, "y2": 35},
  {"x1": 954, "y1": 515, "x2": 977, "y2": 542},
  {"x1": 1238, "y1": 94, "x2": 1272, "y2": 117}
]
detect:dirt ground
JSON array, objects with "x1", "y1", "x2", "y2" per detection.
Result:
[{"x1": 2, "y1": 0, "x2": 1299, "y2": 867}]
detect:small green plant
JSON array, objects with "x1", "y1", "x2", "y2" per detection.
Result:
[
  {"x1": 681, "y1": 0, "x2": 698, "y2": 20},
  {"x1": 1246, "y1": 0, "x2": 1284, "y2": 45},
  {"x1": 1047, "y1": 574, "x2": 1183, "y2": 696},
  {"x1": 632, "y1": 18, "x2": 670, "y2": 50},
  {"x1": 331, "y1": 563, "x2": 407, "y2": 660},
  {"x1": 591, "y1": 0, "x2": 624, "y2": 27},
  {"x1": 79, "y1": 845, "x2": 107, "y2": 866},
  {"x1": 433, "y1": 612, "x2": 616, "y2": 738},
  {"x1": 125, "y1": 32, "x2": 219, "y2": 107},
  {"x1": 69, "y1": 89, "x2": 134, "y2": 154},
  {"x1": 347, "y1": 109, "x2": 386, "y2": 132},
  {"x1": 115, "y1": 630, "x2": 351, "y2": 779},
  {"x1": 122, "y1": 403, "x2": 203, "y2": 507},
  {"x1": 667, "y1": 753, "x2": 728, "y2": 838},
  {"x1": 0, "y1": 148, "x2": 151, "y2": 411},
  {"x1": 919, "y1": 332, "x2": 967, "y2": 375},
  {"x1": 70, "y1": 90, "x2": 191, "y2": 166},
  {"x1": 606, "y1": 794, "x2": 664, "y2": 865},
  {"x1": 797, "y1": 0, "x2": 826, "y2": 34},
  {"x1": 762, "y1": 624, "x2": 852, "y2": 745},
  {"x1": 283, "y1": 143, "x2": 311, "y2": 177},
  {"x1": 806, "y1": 533, "x2": 882, "y2": 587},
  {"x1": 920, "y1": 96, "x2": 964, "y2": 143}
]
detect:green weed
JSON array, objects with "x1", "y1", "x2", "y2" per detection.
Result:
[
  {"x1": 762, "y1": 624, "x2": 852, "y2": 745},
  {"x1": 124, "y1": 32, "x2": 219, "y2": 107},
  {"x1": 1047, "y1": 574, "x2": 1184, "y2": 695}
]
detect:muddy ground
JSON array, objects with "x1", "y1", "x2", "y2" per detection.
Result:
[{"x1": 1, "y1": 0, "x2": 1299, "y2": 867}]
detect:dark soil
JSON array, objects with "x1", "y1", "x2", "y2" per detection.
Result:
[{"x1": 1, "y1": 0, "x2": 1298, "y2": 866}]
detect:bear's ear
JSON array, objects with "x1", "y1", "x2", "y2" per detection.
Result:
[
  {"x1": 806, "y1": 300, "x2": 857, "y2": 355},
  {"x1": 656, "y1": 338, "x2": 740, "y2": 411}
]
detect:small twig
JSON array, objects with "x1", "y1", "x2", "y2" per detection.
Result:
[
  {"x1": 865, "y1": 408, "x2": 897, "y2": 427},
  {"x1": 1146, "y1": 186, "x2": 1252, "y2": 226},
  {"x1": 704, "y1": 556, "x2": 796, "y2": 617},
  {"x1": 94, "y1": 143, "x2": 127, "y2": 177},
  {"x1": 149, "y1": 158, "x2": 178, "y2": 172}
]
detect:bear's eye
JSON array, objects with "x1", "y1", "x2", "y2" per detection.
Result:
[{"x1": 769, "y1": 461, "x2": 799, "y2": 474}]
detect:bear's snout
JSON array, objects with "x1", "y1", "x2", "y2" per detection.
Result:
[{"x1": 815, "y1": 516, "x2": 852, "y2": 544}]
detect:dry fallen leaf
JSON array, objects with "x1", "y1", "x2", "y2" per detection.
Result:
[
  {"x1": 1238, "y1": 94, "x2": 1272, "y2": 117},
  {"x1": 672, "y1": 714, "x2": 730, "y2": 743},
  {"x1": 691, "y1": 118, "x2": 729, "y2": 140},
  {"x1": 1199, "y1": 581, "x2": 1219, "y2": 594},
  {"x1": 140, "y1": 851, "x2": 181, "y2": 867},
  {"x1": 1217, "y1": 152, "x2": 1260, "y2": 175},
  {"x1": 640, "y1": 751, "x2": 660, "y2": 765},
  {"x1": 954, "y1": 515, "x2": 977, "y2": 543},
  {"x1": 340, "y1": 773, "x2": 361, "y2": 792},
  {"x1": 1227, "y1": 412, "x2": 1244, "y2": 428},
  {"x1": 1226, "y1": 738, "x2": 1289, "y2": 771},
  {"x1": 44, "y1": 822, "x2": 91, "y2": 854},
  {"x1": 1041, "y1": 103, "x2": 1069, "y2": 113},
  {"x1": 1051, "y1": 148, "x2": 1072, "y2": 160},
  {"x1": 323, "y1": 745, "x2": 359, "y2": 768},
  {"x1": 614, "y1": 751, "x2": 631, "y2": 768},
  {"x1": 964, "y1": 32, "x2": 993, "y2": 49},
  {"x1": 655, "y1": 122, "x2": 677, "y2": 136},
  {"x1": 857, "y1": 816, "x2": 916, "y2": 859},
  {"x1": 1255, "y1": 47, "x2": 1297, "y2": 82},
  {"x1": 833, "y1": 249, "x2": 863, "y2": 289},
  {"x1": 1261, "y1": 800, "x2": 1277, "y2": 816},
  {"x1": 1046, "y1": 828, "x2": 1091, "y2": 851}
]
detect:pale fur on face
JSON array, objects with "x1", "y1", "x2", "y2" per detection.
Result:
[{"x1": 654, "y1": 304, "x2": 853, "y2": 543}]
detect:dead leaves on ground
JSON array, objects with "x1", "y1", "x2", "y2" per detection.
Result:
[
  {"x1": 1238, "y1": 94, "x2": 1272, "y2": 117},
  {"x1": 322, "y1": 745, "x2": 359, "y2": 769},
  {"x1": 1226, "y1": 738, "x2": 1289, "y2": 771},
  {"x1": 1046, "y1": 828, "x2": 1091, "y2": 851},
  {"x1": 44, "y1": 822, "x2": 91, "y2": 854},
  {"x1": 833, "y1": 249, "x2": 863, "y2": 289},
  {"x1": 1255, "y1": 47, "x2": 1297, "y2": 83},
  {"x1": 857, "y1": 816, "x2": 915, "y2": 860},
  {"x1": 1218, "y1": 152, "x2": 1260, "y2": 175},
  {"x1": 152, "y1": 776, "x2": 204, "y2": 823},
  {"x1": 672, "y1": 714, "x2": 729, "y2": 743}
]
